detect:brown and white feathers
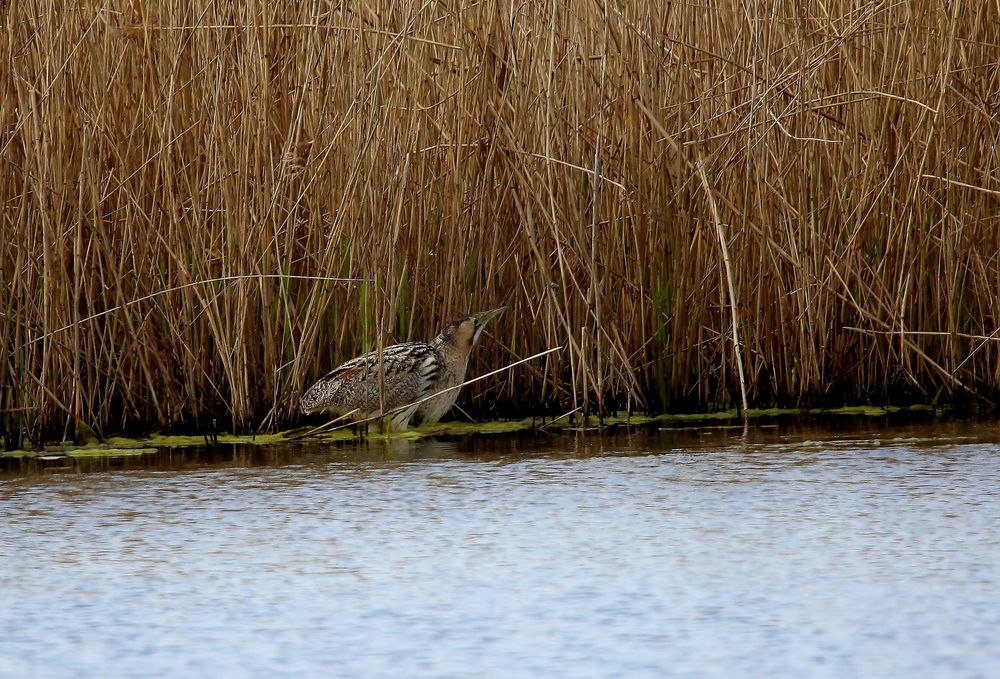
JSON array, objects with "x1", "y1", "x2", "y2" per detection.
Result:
[{"x1": 299, "y1": 308, "x2": 504, "y2": 431}]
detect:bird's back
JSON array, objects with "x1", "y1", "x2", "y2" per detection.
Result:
[{"x1": 300, "y1": 342, "x2": 443, "y2": 417}]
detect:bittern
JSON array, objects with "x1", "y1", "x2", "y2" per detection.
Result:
[{"x1": 300, "y1": 308, "x2": 505, "y2": 432}]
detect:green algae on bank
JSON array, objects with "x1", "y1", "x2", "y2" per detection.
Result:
[
  {"x1": 0, "y1": 404, "x2": 944, "y2": 459},
  {"x1": 407, "y1": 417, "x2": 539, "y2": 437},
  {"x1": 143, "y1": 431, "x2": 340, "y2": 447},
  {"x1": 2, "y1": 444, "x2": 159, "y2": 459},
  {"x1": 67, "y1": 447, "x2": 157, "y2": 458}
]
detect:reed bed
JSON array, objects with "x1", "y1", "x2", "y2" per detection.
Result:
[{"x1": 3, "y1": 1, "x2": 999, "y2": 440}]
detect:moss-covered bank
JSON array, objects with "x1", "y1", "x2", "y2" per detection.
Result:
[{"x1": 1, "y1": 405, "x2": 943, "y2": 459}]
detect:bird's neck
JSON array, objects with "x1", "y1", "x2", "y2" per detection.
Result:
[{"x1": 434, "y1": 335, "x2": 473, "y2": 370}]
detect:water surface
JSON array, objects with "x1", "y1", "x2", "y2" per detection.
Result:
[{"x1": 3, "y1": 421, "x2": 999, "y2": 677}]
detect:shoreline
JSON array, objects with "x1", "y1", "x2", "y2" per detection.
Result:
[{"x1": 0, "y1": 404, "x2": 951, "y2": 459}]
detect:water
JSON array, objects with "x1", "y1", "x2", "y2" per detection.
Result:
[{"x1": 2, "y1": 421, "x2": 999, "y2": 677}]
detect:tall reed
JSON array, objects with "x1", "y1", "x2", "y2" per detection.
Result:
[{"x1": 2, "y1": 1, "x2": 999, "y2": 439}]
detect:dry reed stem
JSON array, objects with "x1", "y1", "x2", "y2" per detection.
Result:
[{"x1": 696, "y1": 157, "x2": 749, "y2": 414}]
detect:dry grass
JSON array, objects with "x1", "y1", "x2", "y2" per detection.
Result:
[{"x1": 3, "y1": 1, "x2": 1000, "y2": 440}]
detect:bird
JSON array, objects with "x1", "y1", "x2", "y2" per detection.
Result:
[{"x1": 299, "y1": 307, "x2": 505, "y2": 432}]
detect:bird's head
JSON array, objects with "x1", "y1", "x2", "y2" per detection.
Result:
[{"x1": 436, "y1": 307, "x2": 505, "y2": 351}]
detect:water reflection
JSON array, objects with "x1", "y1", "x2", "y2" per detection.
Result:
[{"x1": 2, "y1": 420, "x2": 999, "y2": 677}]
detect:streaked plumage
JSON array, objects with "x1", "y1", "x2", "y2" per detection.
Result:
[{"x1": 300, "y1": 308, "x2": 504, "y2": 431}]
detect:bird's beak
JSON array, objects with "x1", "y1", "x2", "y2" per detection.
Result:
[{"x1": 474, "y1": 307, "x2": 506, "y2": 328}]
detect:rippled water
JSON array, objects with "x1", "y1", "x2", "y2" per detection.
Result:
[{"x1": 3, "y1": 421, "x2": 999, "y2": 677}]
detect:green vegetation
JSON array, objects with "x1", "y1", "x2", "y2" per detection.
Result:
[
  {"x1": 2, "y1": 2, "x2": 998, "y2": 442},
  {"x1": 2, "y1": 405, "x2": 943, "y2": 458}
]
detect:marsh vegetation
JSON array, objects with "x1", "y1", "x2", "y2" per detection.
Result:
[{"x1": 2, "y1": 2, "x2": 999, "y2": 441}]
